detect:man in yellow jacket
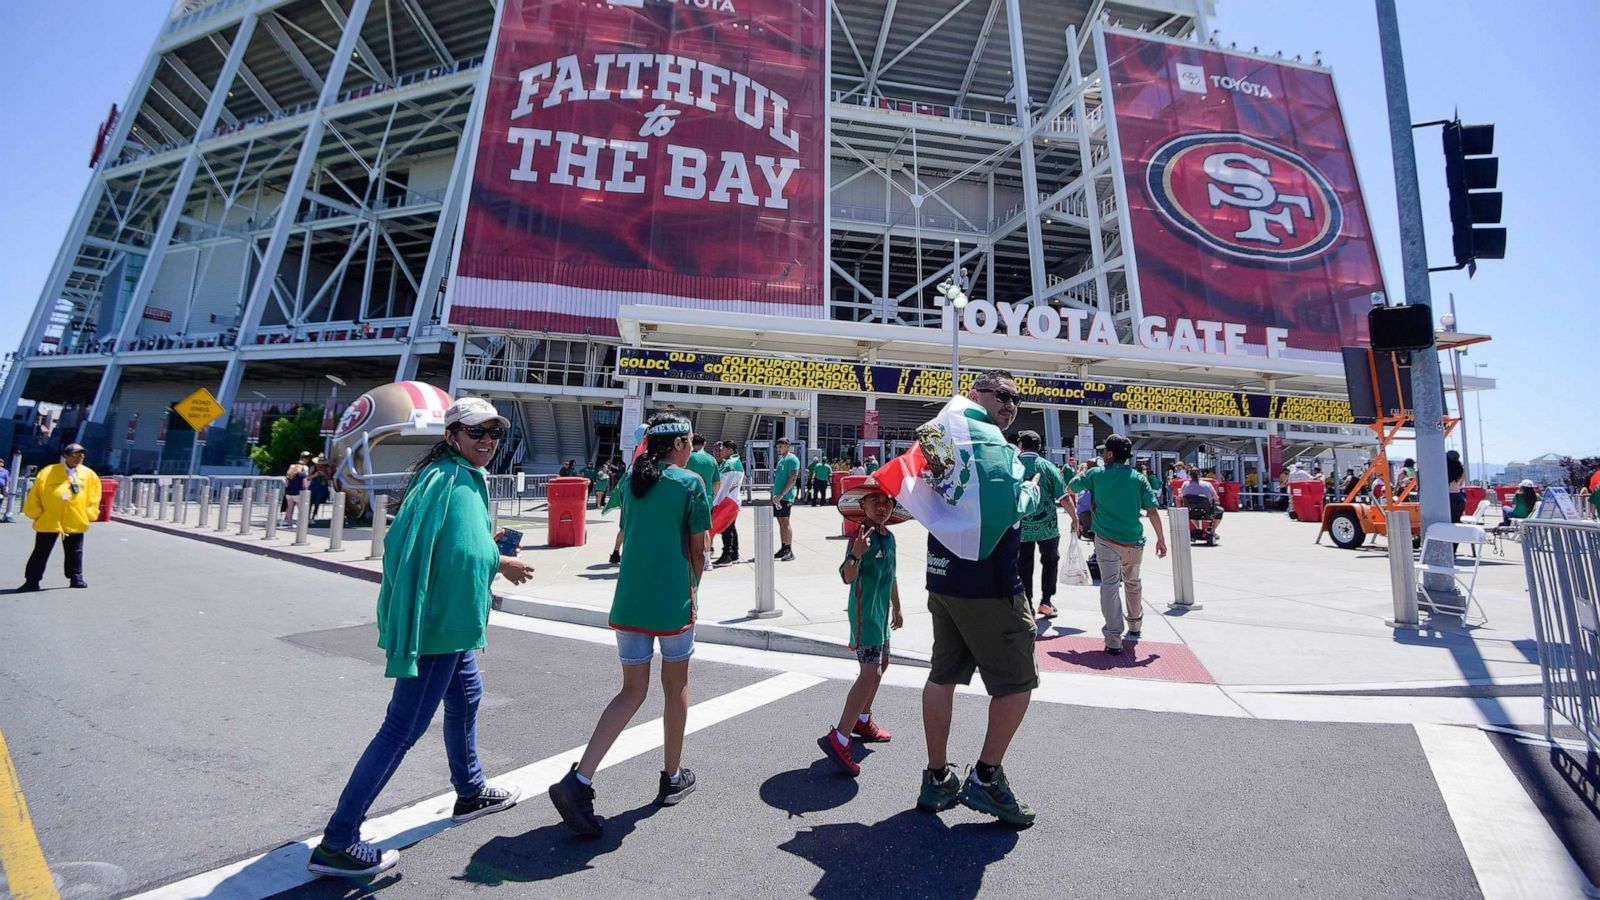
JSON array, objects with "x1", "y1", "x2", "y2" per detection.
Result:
[{"x1": 20, "y1": 443, "x2": 101, "y2": 591}]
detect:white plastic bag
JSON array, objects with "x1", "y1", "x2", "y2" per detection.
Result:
[{"x1": 1060, "y1": 535, "x2": 1092, "y2": 585}]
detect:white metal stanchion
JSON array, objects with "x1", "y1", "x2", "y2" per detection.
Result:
[
  {"x1": 294, "y1": 489, "x2": 310, "y2": 546},
  {"x1": 1386, "y1": 510, "x2": 1420, "y2": 629},
  {"x1": 155, "y1": 482, "x2": 167, "y2": 521},
  {"x1": 748, "y1": 502, "x2": 781, "y2": 619},
  {"x1": 215, "y1": 488, "x2": 231, "y2": 532},
  {"x1": 171, "y1": 483, "x2": 183, "y2": 523},
  {"x1": 238, "y1": 486, "x2": 254, "y2": 535},
  {"x1": 368, "y1": 493, "x2": 386, "y2": 560},
  {"x1": 196, "y1": 484, "x2": 211, "y2": 528},
  {"x1": 327, "y1": 492, "x2": 344, "y2": 551},
  {"x1": 1166, "y1": 507, "x2": 1202, "y2": 611},
  {"x1": 263, "y1": 490, "x2": 279, "y2": 539}
]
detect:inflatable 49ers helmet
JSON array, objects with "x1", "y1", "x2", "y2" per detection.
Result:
[{"x1": 330, "y1": 381, "x2": 452, "y2": 518}]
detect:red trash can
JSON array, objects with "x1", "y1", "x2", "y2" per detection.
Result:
[
  {"x1": 1463, "y1": 485, "x2": 1487, "y2": 515},
  {"x1": 98, "y1": 479, "x2": 119, "y2": 522},
  {"x1": 1289, "y1": 480, "x2": 1325, "y2": 522},
  {"x1": 1169, "y1": 478, "x2": 1185, "y2": 506},
  {"x1": 1218, "y1": 481, "x2": 1241, "y2": 512},
  {"x1": 836, "y1": 474, "x2": 870, "y2": 539},
  {"x1": 830, "y1": 470, "x2": 848, "y2": 509},
  {"x1": 546, "y1": 476, "x2": 590, "y2": 547},
  {"x1": 1492, "y1": 485, "x2": 1519, "y2": 506}
]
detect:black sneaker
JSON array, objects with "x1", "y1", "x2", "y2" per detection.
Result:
[
  {"x1": 957, "y1": 764, "x2": 1036, "y2": 826},
  {"x1": 15, "y1": 581, "x2": 40, "y2": 593},
  {"x1": 917, "y1": 765, "x2": 961, "y2": 812},
  {"x1": 452, "y1": 784, "x2": 521, "y2": 823},
  {"x1": 656, "y1": 767, "x2": 697, "y2": 806},
  {"x1": 778, "y1": 548, "x2": 795, "y2": 562},
  {"x1": 69, "y1": 578, "x2": 88, "y2": 589},
  {"x1": 608, "y1": 551, "x2": 620, "y2": 566},
  {"x1": 549, "y1": 764, "x2": 602, "y2": 837},
  {"x1": 306, "y1": 840, "x2": 399, "y2": 878}
]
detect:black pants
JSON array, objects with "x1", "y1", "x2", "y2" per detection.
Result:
[
  {"x1": 809, "y1": 479, "x2": 828, "y2": 505},
  {"x1": 1018, "y1": 535, "x2": 1060, "y2": 603},
  {"x1": 721, "y1": 523, "x2": 740, "y2": 559},
  {"x1": 26, "y1": 532, "x2": 84, "y2": 584}
]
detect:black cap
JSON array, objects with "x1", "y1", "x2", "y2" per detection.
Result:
[
  {"x1": 1104, "y1": 433, "x2": 1133, "y2": 462},
  {"x1": 1016, "y1": 430, "x2": 1043, "y2": 451},
  {"x1": 63, "y1": 443, "x2": 86, "y2": 454}
]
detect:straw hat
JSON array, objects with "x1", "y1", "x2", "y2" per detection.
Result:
[{"x1": 836, "y1": 477, "x2": 910, "y2": 525}]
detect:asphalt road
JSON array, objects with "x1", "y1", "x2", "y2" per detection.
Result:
[{"x1": 0, "y1": 521, "x2": 1592, "y2": 898}]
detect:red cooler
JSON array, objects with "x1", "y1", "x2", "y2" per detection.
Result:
[
  {"x1": 546, "y1": 476, "x2": 590, "y2": 547},
  {"x1": 1288, "y1": 480, "x2": 1325, "y2": 522},
  {"x1": 98, "y1": 479, "x2": 120, "y2": 522},
  {"x1": 836, "y1": 474, "x2": 870, "y2": 539},
  {"x1": 1218, "y1": 481, "x2": 1241, "y2": 512}
]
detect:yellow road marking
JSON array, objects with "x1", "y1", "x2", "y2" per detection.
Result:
[{"x1": 0, "y1": 726, "x2": 59, "y2": 899}]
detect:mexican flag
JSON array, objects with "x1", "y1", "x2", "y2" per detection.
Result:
[{"x1": 874, "y1": 395, "x2": 1041, "y2": 560}]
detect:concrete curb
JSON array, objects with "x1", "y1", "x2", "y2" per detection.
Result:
[{"x1": 115, "y1": 515, "x2": 931, "y2": 668}]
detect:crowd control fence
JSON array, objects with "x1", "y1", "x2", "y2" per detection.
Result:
[{"x1": 1521, "y1": 520, "x2": 1600, "y2": 757}]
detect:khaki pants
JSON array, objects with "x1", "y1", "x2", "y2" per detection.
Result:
[{"x1": 1094, "y1": 536, "x2": 1144, "y2": 649}]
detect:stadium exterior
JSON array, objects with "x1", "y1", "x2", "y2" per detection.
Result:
[{"x1": 6, "y1": 0, "x2": 1389, "y2": 483}]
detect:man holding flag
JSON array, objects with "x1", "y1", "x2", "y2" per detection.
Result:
[{"x1": 871, "y1": 370, "x2": 1053, "y2": 827}]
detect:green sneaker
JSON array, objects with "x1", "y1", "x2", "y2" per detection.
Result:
[
  {"x1": 957, "y1": 765, "x2": 1036, "y2": 827},
  {"x1": 916, "y1": 765, "x2": 961, "y2": 813}
]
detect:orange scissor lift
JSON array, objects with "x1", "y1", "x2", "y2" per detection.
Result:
[{"x1": 1317, "y1": 346, "x2": 1464, "y2": 550}]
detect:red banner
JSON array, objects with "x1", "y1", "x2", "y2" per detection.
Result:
[
  {"x1": 861, "y1": 409, "x2": 880, "y2": 442},
  {"x1": 1102, "y1": 30, "x2": 1384, "y2": 361},
  {"x1": 125, "y1": 413, "x2": 139, "y2": 444},
  {"x1": 448, "y1": 0, "x2": 828, "y2": 337},
  {"x1": 156, "y1": 414, "x2": 169, "y2": 446}
]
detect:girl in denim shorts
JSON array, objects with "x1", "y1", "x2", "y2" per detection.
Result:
[
  {"x1": 549, "y1": 412, "x2": 711, "y2": 836},
  {"x1": 817, "y1": 478, "x2": 906, "y2": 777}
]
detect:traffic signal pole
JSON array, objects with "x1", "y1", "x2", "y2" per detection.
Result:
[{"x1": 1375, "y1": 0, "x2": 1454, "y2": 594}]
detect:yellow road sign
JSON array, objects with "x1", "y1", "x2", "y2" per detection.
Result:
[{"x1": 175, "y1": 388, "x2": 225, "y2": 432}]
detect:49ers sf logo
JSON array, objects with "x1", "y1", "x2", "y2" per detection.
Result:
[
  {"x1": 1145, "y1": 132, "x2": 1343, "y2": 264},
  {"x1": 335, "y1": 394, "x2": 373, "y2": 438}
]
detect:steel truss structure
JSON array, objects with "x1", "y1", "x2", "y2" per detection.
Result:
[{"x1": 8, "y1": 0, "x2": 1378, "y2": 477}]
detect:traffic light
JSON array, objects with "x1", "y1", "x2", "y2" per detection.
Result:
[{"x1": 1441, "y1": 120, "x2": 1505, "y2": 275}]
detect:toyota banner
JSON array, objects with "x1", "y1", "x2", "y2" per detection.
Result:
[
  {"x1": 1101, "y1": 28, "x2": 1385, "y2": 360},
  {"x1": 448, "y1": 0, "x2": 828, "y2": 337}
]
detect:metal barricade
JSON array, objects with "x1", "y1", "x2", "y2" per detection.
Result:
[{"x1": 1520, "y1": 520, "x2": 1600, "y2": 758}]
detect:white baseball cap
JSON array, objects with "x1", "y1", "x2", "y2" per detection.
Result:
[{"x1": 445, "y1": 397, "x2": 508, "y2": 428}]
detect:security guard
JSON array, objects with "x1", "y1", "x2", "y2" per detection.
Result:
[{"x1": 19, "y1": 443, "x2": 102, "y2": 591}]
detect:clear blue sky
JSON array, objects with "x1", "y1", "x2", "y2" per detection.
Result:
[{"x1": 2, "y1": 1, "x2": 1595, "y2": 465}]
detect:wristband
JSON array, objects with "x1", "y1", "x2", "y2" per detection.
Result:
[{"x1": 844, "y1": 555, "x2": 860, "y2": 565}]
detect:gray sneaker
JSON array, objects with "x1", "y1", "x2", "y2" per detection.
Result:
[
  {"x1": 957, "y1": 765, "x2": 1036, "y2": 826},
  {"x1": 916, "y1": 765, "x2": 961, "y2": 813}
]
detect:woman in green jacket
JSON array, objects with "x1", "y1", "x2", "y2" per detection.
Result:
[{"x1": 309, "y1": 398, "x2": 534, "y2": 879}]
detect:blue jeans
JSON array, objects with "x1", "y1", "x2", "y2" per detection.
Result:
[
  {"x1": 323, "y1": 651, "x2": 485, "y2": 847},
  {"x1": 615, "y1": 626, "x2": 696, "y2": 665}
]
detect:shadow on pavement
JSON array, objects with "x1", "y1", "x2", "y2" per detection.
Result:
[
  {"x1": 760, "y1": 759, "x2": 865, "y2": 816},
  {"x1": 1048, "y1": 647, "x2": 1160, "y2": 671},
  {"x1": 778, "y1": 809, "x2": 1019, "y2": 899},
  {"x1": 269, "y1": 870, "x2": 404, "y2": 898},
  {"x1": 456, "y1": 801, "x2": 662, "y2": 885}
]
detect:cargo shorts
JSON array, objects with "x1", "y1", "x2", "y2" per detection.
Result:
[{"x1": 927, "y1": 591, "x2": 1039, "y2": 697}]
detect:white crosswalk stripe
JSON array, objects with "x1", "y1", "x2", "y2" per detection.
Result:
[{"x1": 130, "y1": 672, "x2": 824, "y2": 899}]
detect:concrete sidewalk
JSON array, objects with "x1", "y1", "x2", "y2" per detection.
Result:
[{"x1": 118, "y1": 492, "x2": 1544, "y2": 699}]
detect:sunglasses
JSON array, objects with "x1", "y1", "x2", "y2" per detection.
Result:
[
  {"x1": 976, "y1": 388, "x2": 1021, "y2": 406},
  {"x1": 460, "y1": 425, "x2": 505, "y2": 441}
]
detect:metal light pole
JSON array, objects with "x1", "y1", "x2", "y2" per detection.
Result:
[
  {"x1": 1473, "y1": 363, "x2": 1489, "y2": 486},
  {"x1": 940, "y1": 240, "x2": 970, "y2": 396},
  {"x1": 1441, "y1": 303, "x2": 1468, "y2": 483},
  {"x1": 1376, "y1": 0, "x2": 1452, "y2": 590},
  {"x1": 324, "y1": 374, "x2": 346, "y2": 459}
]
